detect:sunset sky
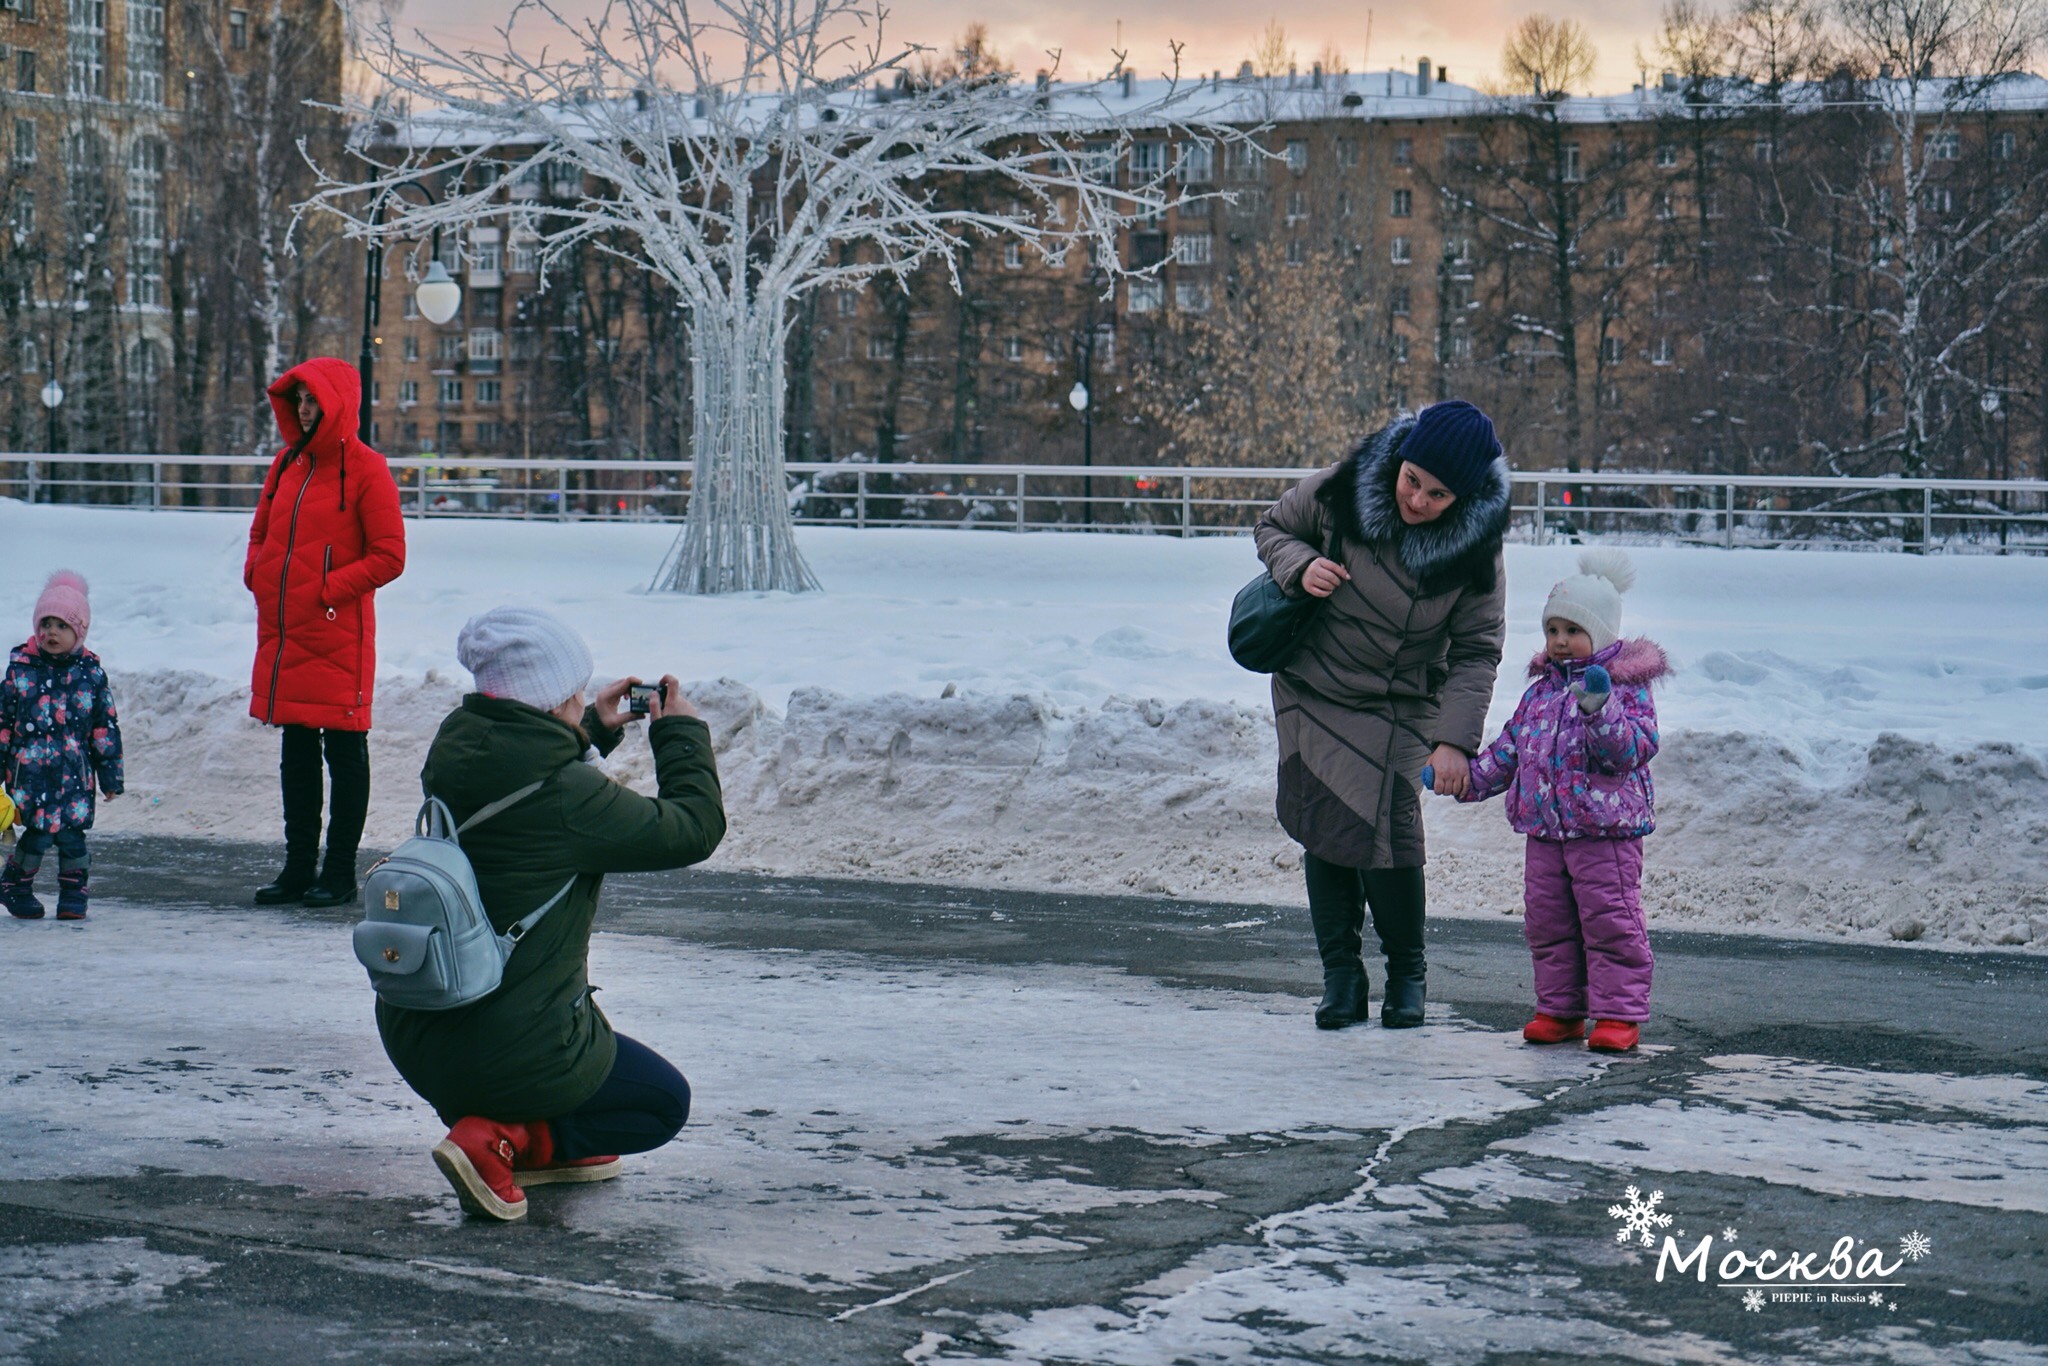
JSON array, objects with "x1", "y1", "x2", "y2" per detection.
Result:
[{"x1": 391, "y1": 0, "x2": 1679, "y2": 98}]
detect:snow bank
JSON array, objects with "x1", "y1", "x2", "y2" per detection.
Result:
[{"x1": 8, "y1": 501, "x2": 2046, "y2": 950}]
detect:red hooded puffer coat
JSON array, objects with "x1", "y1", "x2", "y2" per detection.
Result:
[{"x1": 244, "y1": 358, "x2": 407, "y2": 732}]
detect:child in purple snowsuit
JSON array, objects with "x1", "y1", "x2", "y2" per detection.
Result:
[
  {"x1": 1456, "y1": 549, "x2": 1666, "y2": 1053},
  {"x1": 1, "y1": 571, "x2": 123, "y2": 921}
]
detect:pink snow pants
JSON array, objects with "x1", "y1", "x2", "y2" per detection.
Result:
[{"x1": 1523, "y1": 836, "x2": 1653, "y2": 1023}]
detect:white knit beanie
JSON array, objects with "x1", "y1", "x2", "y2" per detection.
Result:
[
  {"x1": 1541, "y1": 549, "x2": 1636, "y2": 652},
  {"x1": 456, "y1": 606, "x2": 594, "y2": 712}
]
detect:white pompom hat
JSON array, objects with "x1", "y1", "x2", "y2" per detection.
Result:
[
  {"x1": 456, "y1": 606, "x2": 594, "y2": 712},
  {"x1": 1541, "y1": 549, "x2": 1636, "y2": 652}
]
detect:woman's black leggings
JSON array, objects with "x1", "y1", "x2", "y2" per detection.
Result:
[
  {"x1": 280, "y1": 725, "x2": 369, "y2": 861},
  {"x1": 549, "y1": 1034, "x2": 692, "y2": 1161}
]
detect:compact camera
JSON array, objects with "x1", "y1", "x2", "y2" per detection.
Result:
[{"x1": 626, "y1": 681, "x2": 669, "y2": 715}]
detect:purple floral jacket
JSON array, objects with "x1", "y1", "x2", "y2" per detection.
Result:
[
  {"x1": 1459, "y1": 636, "x2": 1668, "y2": 841},
  {"x1": 0, "y1": 642, "x2": 124, "y2": 834}
]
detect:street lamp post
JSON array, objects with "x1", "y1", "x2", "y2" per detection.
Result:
[
  {"x1": 37, "y1": 379, "x2": 63, "y2": 503},
  {"x1": 357, "y1": 188, "x2": 464, "y2": 439},
  {"x1": 1066, "y1": 378, "x2": 1092, "y2": 525}
]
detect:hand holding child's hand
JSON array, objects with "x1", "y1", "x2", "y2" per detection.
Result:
[{"x1": 1423, "y1": 744, "x2": 1470, "y2": 797}]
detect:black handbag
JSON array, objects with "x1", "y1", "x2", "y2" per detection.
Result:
[{"x1": 1227, "y1": 528, "x2": 1339, "y2": 674}]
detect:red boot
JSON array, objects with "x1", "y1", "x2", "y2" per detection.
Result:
[
  {"x1": 432, "y1": 1117, "x2": 551, "y2": 1221},
  {"x1": 1588, "y1": 1020, "x2": 1641, "y2": 1053},
  {"x1": 517, "y1": 1153, "x2": 623, "y2": 1187},
  {"x1": 1522, "y1": 1013, "x2": 1585, "y2": 1045}
]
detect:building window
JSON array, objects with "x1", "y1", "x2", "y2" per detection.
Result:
[
  {"x1": 830, "y1": 381, "x2": 855, "y2": 405},
  {"x1": 1128, "y1": 277, "x2": 1163, "y2": 312},
  {"x1": 472, "y1": 235, "x2": 501, "y2": 274},
  {"x1": 1177, "y1": 140, "x2": 1215, "y2": 184},
  {"x1": 125, "y1": 0, "x2": 165, "y2": 106},
  {"x1": 1174, "y1": 280, "x2": 1210, "y2": 312},
  {"x1": 1609, "y1": 138, "x2": 1629, "y2": 166},
  {"x1": 867, "y1": 335, "x2": 891, "y2": 360},
  {"x1": 439, "y1": 378, "x2": 463, "y2": 404},
  {"x1": 1652, "y1": 336, "x2": 1673, "y2": 365},
  {"x1": 1444, "y1": 135, "x2": 1479, "y2": 167},
  {"x1": 1392, "y1": 334, "x2": 1409, "y2": 364},
  {"x1": 1285, "y1": 139, "x2": 1308, "y2": 173},
  {"x1": 1389, "y1": 284, "x2": 1410, "y2": 316},
  {"x1": 403, "y1": 336, "x2": 419, "y2": 362},
  {"x1": 998, "y1": 240, "x2": 1022, "y2": 269},
  {"x1": 1562, "y1": 142, "x2": 1581, "y2": 182},
  {"x1": 403, "y1": 294, "x2": 419, "y2": 320},
  {"x1": 437, "y1": 334, "x2": 462, "y2": 361},
  {"x1": 1656, "y1": 142, "x2": 1677, "y2": 168},
  {"x1": 1445, "y1": 332, "x2": 1472, "y2": 360},
  {"x1": 548, "y1": 158, "x2": 581, "y2": 195},
  {"x1": 1602, "y1": 336, "x2": 1623, "y2": 364},
  {"x1": 1391, "y1": 188, "x2": 1412, "y2": 218},
  {"x1": 64, "y1": 129, "x2": 106, "y2": 226},
  {"x1": 1444, "y1": 236, "x2": 1471, "y2": 264},
  {"x1": 1337, "y1": 191, "x2": 1353, "y2": 219},
  {"x1": 1285, "y1": 238, "x2": 1305, "y2": 266},
  {"x1": 15, "y1": 49, "x2": 34, "y2": 94},
  {"x1": 1605, "y1": 190, "x2": 1626, "y2": 219},
  {"x1": 508, "y1": 221, "x2": 539, "y2": 273},
  {"x1": 1994, "y1": 130, "x2": 2017, "y2": 160},
  {"x1": 1655, "y1": 191, "x2": 1675, "y2": 220},
  {"x1": 475, "y1": 421, "x2": 500, "y2": 448},
  {"x1": 125, "y1": 137, "x2": 165, "y2": 306},
  {"x1": 1336, "y1": 138, "x2": 1360, "y2": 169},
  {"x1": 69, "y1": 0, "x2": 108, "y2": 99},
  {"x1": 1391, "y1": 235, "x2": 1412, "y2": 264},
  {"x1": 1287, "y1": 189, "x2": 1308, "y2": 223},
  {"x1": 14, "y1": 118, "x2": 34, "y2": 165},
  {"x1": 1924, "y1": 130, "x2": 1960, "y2": 161},
  {"x1": 477, "y1": 378, "x2": 500, "y2": 404},
  {"x1": 1605, "y1": 245, "x2": 1627, "y2": 269},
  {"x1": 1226, "y1": 140, "x2": 1263, "y2": 181},
  {"x1": 1752, "y1": 137, "x2": 1776, "y2": 162},
  {"x1": 435, "y1": 420, "x2": 461, "y2": 451},
  {"x1": 1175, "y1": 231, "x2": 1212, "y2": 266},
  {"x1": 1391, "y1": 137, "x2": 1412, "y2": 167},
  {"x1": 227, "y1": 8, "x2": 248, "y2": 51},
  {"x1": 1082, "y1": 139, "x2": 1117, "y2": 184},
  {"x1": 399, "y1": 379, "x2": 419, "y2": 404},
  {"x1": 19, "y1": 336, "x2": 39, "y2": 374},
  {"x1": 469, "y1": 328, "x2": 502, "y2": 363},
  {"x1": 1129, "y1": 140, "x2": 1165, "y2": 179},
  {"x1": 1003, "y1": 335, "x2": 1023, "y2": 361},
  {"x1": 835, "y1": 290, "x2": 858, "y2": 316}
]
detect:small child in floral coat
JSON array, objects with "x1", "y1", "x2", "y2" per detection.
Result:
[
  {"x1": 1, "y1": 571, "x2": 123, "y2": 920},
  {"x1": 1455, "y1": 550, "x2": 1666, "y2": 1052}
]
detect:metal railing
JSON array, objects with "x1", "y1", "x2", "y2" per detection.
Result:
[{"x1": 4, "y1": 453, "x2": 2046, "y2": 552}]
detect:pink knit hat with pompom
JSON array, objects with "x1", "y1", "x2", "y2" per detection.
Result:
[{"x1": 33, "y1": 570, "x2": 90, "y2": 647}]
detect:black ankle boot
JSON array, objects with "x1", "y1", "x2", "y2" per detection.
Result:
[
  {"x1": 1380, "y1": 970, "x2": 1426, "y2": 1028},
  {"x1": 300, "y1": 852, "x2": 359, "y2": 908},
  {"x1": 1315, "y1": 965, "x2": 1372, "y2": 1030},
  {"x1": 254, "y1": 858, "x2": 317, "y2": 906}
]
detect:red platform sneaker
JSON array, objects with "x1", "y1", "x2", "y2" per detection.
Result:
[
  {"x1": 1522, "y1": 1013, "x2": 1586, "y2": 1045},
  {"x1": 1588, "y1": 1020, "x2": 1641, "y2": 1053},
  {"x1": 517, "y1": 1154, "x2": 623, "y2": 1187},
  {"x1": 432, "y1": 1117, "x2": 550, "y2": 1221}
]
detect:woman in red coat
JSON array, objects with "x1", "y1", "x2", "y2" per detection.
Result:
[{"x1": 244, "y1": 358, "x2": 407, "y2": 907}]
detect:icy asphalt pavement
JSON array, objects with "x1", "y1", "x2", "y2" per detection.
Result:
[{"x1": 2, "y1": 838, "x2": 2043, "y2": 1364}]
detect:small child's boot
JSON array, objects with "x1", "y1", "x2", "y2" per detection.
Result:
[
  {"x1": 1522, "y1": 1013, "x2": 1585, "y2": 1045},
  {"x1": 1588, "y1": 1020, "x2": 1641, "y2": 1053},
  {"x1": 55, "y1": 869, "x2": 89, "y2": 921},
  {"x1": 1, "y1": 859, "x2": 42, "y2": 920}
]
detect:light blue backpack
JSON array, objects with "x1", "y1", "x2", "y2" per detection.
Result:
[{"x1": 352, "y1": 776, "x2": 576, "y2": 1011}]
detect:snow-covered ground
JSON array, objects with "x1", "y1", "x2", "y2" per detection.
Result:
[{"x1": 7, "y1": 500, "x2": 2046, "y2": 949}]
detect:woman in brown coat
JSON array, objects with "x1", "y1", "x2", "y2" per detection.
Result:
[{"x1": 1254, "y1": 400, "x2": 1510, "y2": 1030}]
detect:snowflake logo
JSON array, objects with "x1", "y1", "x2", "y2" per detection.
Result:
[
  {"x1": 1867, "y1": 1291, "x2": 1886, "y2": 1307},
  {"x1": 1721, "y1": 1226, "x2": 1739, "y2": 1242},
  {"x1": 1743, "y1": 1289, "x2": 1766, "y2": 1313},
  {"x1": 1607, "y1": 1185, "x2": 1675, "y2": 1247},
  {"x1": 1900, "y1": 1231, "x2": 1933, "y2": 1262}
]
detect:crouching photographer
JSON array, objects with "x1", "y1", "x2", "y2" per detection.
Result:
[{"x1": 376, "y1": 605, "x2": 724, "y2": 1221}]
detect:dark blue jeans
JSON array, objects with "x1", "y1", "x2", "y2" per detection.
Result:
[
  {"x1": 548, "y1": 1033, "x2": 691, "y2": 1161},
  {"x1": 12, "y1": 827, "x2": 89, "y2": 879}
]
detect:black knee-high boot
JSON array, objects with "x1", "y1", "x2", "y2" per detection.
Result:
[
  {"x1": 255, "y1": 726, "x2": 324, "y2": 904},
  {"x1": 305, "y1": 730, "x2": 370, "y2": 908},
  {"x1": 1366, "y1": 866, "x2": 1428, "y2": 1028},
  {"x1": 1304, "y1": 852, "x2": 1371, "y2": 1029}
]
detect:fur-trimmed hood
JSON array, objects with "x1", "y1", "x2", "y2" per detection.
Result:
[
  {"x1": 1317, "y1": 417, "x2": 1513, "y2": 591},
  {"x1": 1528, "y1": 636, "x2": 1671, "y2": 686}
]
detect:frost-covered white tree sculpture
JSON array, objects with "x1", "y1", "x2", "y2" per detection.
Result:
[{"x1": 314, "y1": 0, "x2": 1248, "y2": 593}]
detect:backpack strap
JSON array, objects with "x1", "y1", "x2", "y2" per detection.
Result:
[
  {"x1": 457, "y1": 778, "x2": 550, "y2": 835},
  {"x1": 503, "y1": 876, "x2": 578, "y2": 946}
]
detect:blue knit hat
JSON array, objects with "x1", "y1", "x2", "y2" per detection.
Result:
[{"x1": 1402, "y1": 400, "x2": 1503, "y2": 499}]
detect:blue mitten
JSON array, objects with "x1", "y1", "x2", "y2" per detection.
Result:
[{"x1": 1573, "y1": 664, "x2": 1612, "y2": 714}]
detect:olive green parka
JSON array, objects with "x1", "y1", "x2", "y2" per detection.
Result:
[{"x1": 376, "y1": 694, "x2": 725, "y2": 1124}]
